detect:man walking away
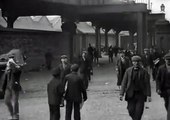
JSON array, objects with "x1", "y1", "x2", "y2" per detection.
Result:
[
  {"x1": 120, "y1": 55, "x2": 151, "y2": 120},
  {"x1": 64, "y1": 64, "x2": 87, "y2": 120},
  {"x1": 47, "y1": 68, "x2": 64, "y2": 120}
]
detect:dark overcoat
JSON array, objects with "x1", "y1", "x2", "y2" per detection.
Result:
[{"x1": 120, "y1": 66, "x2": 151, "y2": 101}]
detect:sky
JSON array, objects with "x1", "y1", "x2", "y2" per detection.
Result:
[{"x1": 151, "y1": 0, "x2": 170, "y2": 21}]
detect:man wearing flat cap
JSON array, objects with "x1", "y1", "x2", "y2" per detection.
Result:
[
  {"x1": 53, "y1": 55, "x2": 71, "y2": 107},
  {"x1": 156, "y1": 52, "x2": 170, "y2": 120},
  {"x1": 47, "y1": 67, "x2": 64, "y2": 120},
  {"x1": 116, "y1": 51, "x2": 131, "y2": 88},
  {"x1": 120, "y1": 55, "x2": 151, "y2": 120},
  {"x1": 141, "y1": 48, "x2": 152, "y2": 71},
  {"x1": 64, "y1": 64, "x2": 87, "y2": 120}
]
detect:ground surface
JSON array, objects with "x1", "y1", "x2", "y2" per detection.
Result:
[{"x1": 0, "y1": 56, "x2": 167, "y2": 120}]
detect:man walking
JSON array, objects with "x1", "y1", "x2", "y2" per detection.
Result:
[
  {"x1": 156, "y1": 52, "x2": 170, "y2": 120},
  {"x1": 47, "y1": 67, "x2": 64, "y2": 120},
  {"x1": 64, "y1": 64, "x2": 87, "y2": 120},
  {"x1": 108, "y1": 45, "x2": 114, "y2": 63},
  {"x1": 119, "y1": 55, "x2": 151, "y2": 120}
]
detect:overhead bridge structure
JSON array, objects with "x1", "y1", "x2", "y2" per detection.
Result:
[{"x1": 0, "y1": 0, "x2": 165, "y2": 54}]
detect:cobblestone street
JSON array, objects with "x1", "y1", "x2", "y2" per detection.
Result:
[{"x1": 0, "y1": 56, "x2": 167, "y2": 120}]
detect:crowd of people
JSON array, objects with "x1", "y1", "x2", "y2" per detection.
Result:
[
  {"x1": 115, "y1": 47, "x2": 170, "y2": 120},
  {"x1": 2, "y1": 45, "x2": 170, "y2": 120}
]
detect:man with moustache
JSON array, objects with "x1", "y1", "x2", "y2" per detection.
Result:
[{"x1": 120, "y1": 55, "x2": 151, "y2": 120}]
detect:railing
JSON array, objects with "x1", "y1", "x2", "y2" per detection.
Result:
[{"x1": 45, "y1": 0, "x2": 151, "y2": 9}]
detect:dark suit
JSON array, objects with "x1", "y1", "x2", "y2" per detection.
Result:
[
  {"x1": 116, "y1": 57, "x2": 131, "y2": 86},
  {"x1": 64, "y1": 72, "x2": 87, "y2": 120},
  {"x1": 120, "y1": 66, "x2": 151, "y2": 120},
  {"x1": 156, "y1": 64, "x2": 170, "y2": 120},
  {"x1": 47, "y1": 76, "x2": 63, "y2": 120},
  {"x1": 57, "y1": 63, "x2": 71, "y2": 83},
  {"x1": 141, "y1": 54, "x2": 152, "y2": 69},
  {"x1": 78, "y1": 58, "x2": 91, "y2": 89},
  {"x1": 53, "y1": 63, "x2": 71, "y2": 106}
]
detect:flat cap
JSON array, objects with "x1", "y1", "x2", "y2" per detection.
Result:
[
  {"x1": 131, "y1": 55, "x2": 141, "y2": 61},
  {"x1": 60, "y1": 55, "x2": 67, "y2": 59},
  {"x1": 164, "y1": 53, "x2": 170, "y2": 59},
  {"x1": 8, "y1": 54, "x2": 15, "y2": 58},
  {"x1": 71, "y1": 64, "x2": 79, "y2": 72},
  {"x1": 144, "y1": 48, "x2": 149, "y2": 51},
  {"x1": 82, "y1": 51, "x2": 87, "y2": 54},
  {"x1": 52, "y1": 67, "x2": 60, "y2": 76}
]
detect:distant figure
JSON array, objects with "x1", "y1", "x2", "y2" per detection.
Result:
[
  {"x1": 87, "y1": 43, "x2": 94, "y2": 63},
  {"x1": 45, "y1": 49, "x2": 53, "y2": 70},
  {"x1": 113, "y1": 46, "x2": 119, "y2": 57},
  {"x1": 116, "y1": 51, "x2": 131, "y2": 88},
  {"x1": 64, "y1": 64, "x2": 87, "y2": 120},
  {"x1": 47, "y1": 68, "x2": 64, "y2": 120},
  {"x1": 78, "y1": 51, "x2": 91, "y2": 89},
  {"x1": 93, "y1": 48, "x2": 99, "y2": 64},
  {"x1": 141, "y1": 48, "x2": 152, "y2": 71},
  {"x1": 108, "y1": 45, "x2": 114, "y2": 63},
  {"x1": 156, "y1": 52, "x2": 170, "y2": 120},
  {"x1": 151, "y1": 48, "x2": 164, "y2": 81},
  {"x1": 120, "y1": 56, "x2": 151, "y2": 120}
]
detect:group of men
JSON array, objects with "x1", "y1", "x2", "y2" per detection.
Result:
[
  {"x1": 116, "y1": 47, "x2": 170, "y2": 120},
  {"x1": 47, "y1": 54, "x2": 89, "y2": 120},
  {"x1": 4, "y1": 46, "x2": 170, "y2": 120}
]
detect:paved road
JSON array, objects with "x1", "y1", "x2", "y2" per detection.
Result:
[{"x1": 0, "y1": 56, "x2": 167, "y2": 120}]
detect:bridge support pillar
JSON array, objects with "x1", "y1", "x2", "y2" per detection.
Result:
[
  {"x1": 137, "y1": 12, "x2": 147, "y2": 55},
  {"x1": 115, "y1": 30, "x2": 120, "y2": 47},
  {"x1": 95, "y1": 26, "x2": 101, "y2": 57},
  {"x1": 129, "y1": 31, "x2": 135, "y2": 50},
  {"x1": 6, "y1": 16, "x2": 18, "y2": 28},
  {"x1": 61, "y1": 20, "x2": 77, "y2": 62},
  {"x1": 104, "y1": 29, "x2": 109, "y2": 53}
]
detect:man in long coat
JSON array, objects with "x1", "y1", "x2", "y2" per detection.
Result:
[
  {"x1": 78, "y1": 51, "x2": 91, "y2": 89},
  {"x1": 156, "y1": 52, "x2": 170, "y2": 120},
  {"x1": 120, "y1": 55, "x2": 151, "y2": 120}
]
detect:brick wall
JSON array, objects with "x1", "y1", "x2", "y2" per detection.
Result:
[{"x1": 0, "y1": 29, "x2": 71, "y2": 71}]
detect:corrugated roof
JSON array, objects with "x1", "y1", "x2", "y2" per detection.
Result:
[{"x1": 14, "y1": 16, "x2": 55, "y2": 31}]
